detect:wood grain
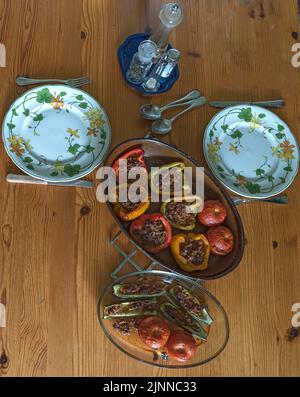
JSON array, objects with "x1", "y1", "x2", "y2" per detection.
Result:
[{"x1": 0, "y1": 0, "x2": 299, "y2": 377}]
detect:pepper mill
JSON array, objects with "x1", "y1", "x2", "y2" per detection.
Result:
[{"x1": 150, "y1": 2, "x2": 184, "y2": 53}]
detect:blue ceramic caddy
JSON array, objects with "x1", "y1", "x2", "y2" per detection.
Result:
[{"x1": 118, "y1": 32, "x2": 180, "y2": 96}]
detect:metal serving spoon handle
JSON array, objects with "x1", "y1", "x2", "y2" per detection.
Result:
[
  {"x1": 169, "y1": 96, "x2": 208, "y2": 122},
  {"x1": 157, "y1": 97, "x2": 204, "y2": 114},
  {"x1": 160, "y1": 89, "x2": 202, "y2": 111},
  {"x1": 232, "y1": 195, "x2": 288, "y2": 206}
]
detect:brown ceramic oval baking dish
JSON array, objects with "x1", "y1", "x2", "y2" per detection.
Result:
[{"x1": 103, "y1": 138, "x2": 245, "y2": 280}]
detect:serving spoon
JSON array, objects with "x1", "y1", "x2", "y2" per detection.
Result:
[
  {"x1": 151, "y1": 96, "x2": 207, "y2": 135},
  {"x1": 140, "y1": 89, "x2": 201, "y2": 121}
]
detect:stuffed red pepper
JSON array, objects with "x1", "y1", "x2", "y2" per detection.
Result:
[
  {"x1": 129, "y1": 213, "x2": 172, "y2": 254},
  {"x1": 112, "y1": 148, "x2": 147, "y2": 179}
]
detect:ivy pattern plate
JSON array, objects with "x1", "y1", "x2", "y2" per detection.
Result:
[
  {"x1": 2, "y1": 85, "x2": 111, "y2": 182},
  {"x1": 204, "y1": 105, "x2": 299, "y2": 198}
]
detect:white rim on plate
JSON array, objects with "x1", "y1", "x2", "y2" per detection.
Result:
[
  {"x1": 203, "y1": 105, "x2": 299, "y2": 198},
  {"x1": 2, "y1": 85, "x2": 111, "y2": 182}
]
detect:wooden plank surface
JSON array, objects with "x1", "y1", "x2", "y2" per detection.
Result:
[{"x1": 0, "y1": 0, "x2": 299, "y2": 377}]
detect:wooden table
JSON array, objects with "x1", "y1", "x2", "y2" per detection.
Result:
[{"x1": 0, "y1": 0, "x2": 299, "y2": 377}]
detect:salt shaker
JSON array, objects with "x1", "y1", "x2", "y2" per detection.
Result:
[
  {"x1": 126, "y1": 40, "x2": 158, "y2": 84},
  {"x1": 161, "y1": 48, "x2": 180, "y2": 78}
]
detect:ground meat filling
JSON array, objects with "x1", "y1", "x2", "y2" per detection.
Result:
[
  {"x1": 120, "y1": 281, "x2": 166, "y2": 296},
  {"x1": 164, "y1": 305, "x2": 194, "y2": 326},
  {"x1": 113, "y1": 318, "x2": 143, "y2": 336},
  {"x1": 179, "y1": 238, "x2": 205, "y2": 266},
  {"x1": 106, "y1": 305, "x2": 120, "y2": 317},
  {"x1": 165, "y1": 201, "x2": 196, "y2": 227},
  {"x1": 134, "y1": 220, "x2": 167, "y2": 247},
  {"x1": 106, "y1": 301, "x2": 157, "y2": 317},
  {"x1": 129, "y1": 301, "x2": 157, "y2": 312},
  {"x1": 119, "y1": 155, "x2": 145, "y2": 178},
  {"x1": 173, "y1": 286, "x2": 204, "y2": 315},
  {"x1": 120, "y1": 199, "x2": 141, "y2": 213},
  {"x1": 159, "y1": 167, "x2": 183, "y2": 194},
  {"x1": 127, "y1": 156, "x2": 144, "y2": 172},
  {"x1": 117, "y1": 185, "x2": 145, "y2": 213}
]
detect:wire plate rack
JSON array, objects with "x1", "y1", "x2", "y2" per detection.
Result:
[{"x1": 110, "y1": 228, "x2": 203, "y2": 288}]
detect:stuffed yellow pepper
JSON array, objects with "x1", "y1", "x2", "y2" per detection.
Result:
[{"x1": 171, "y1": 233, "x2": 210, "y2": 272}]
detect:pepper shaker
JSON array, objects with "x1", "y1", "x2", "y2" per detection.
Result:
[{"x1": 126, "y1": 40, "x2": 158, "y2": 84}]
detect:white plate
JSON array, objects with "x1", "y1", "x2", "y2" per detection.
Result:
[
  {"x1": 204, "y1": 106, "x2": 299, "y2": 198},
  {"x1": 2, "y1": 85, "x2": 111, "y2": 182}
]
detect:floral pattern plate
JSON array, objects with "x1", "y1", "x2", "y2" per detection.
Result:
[
  {"x1": 2, "y1": 85, "x2": 111, "y2": 182},
  {"x1": 204, "y1": 105, "x2": 299, "y2": 198}
]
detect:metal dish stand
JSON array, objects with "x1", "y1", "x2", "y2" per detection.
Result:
[{"x1": 110, "y1": 229, "x2": 202, "y2": 289}]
